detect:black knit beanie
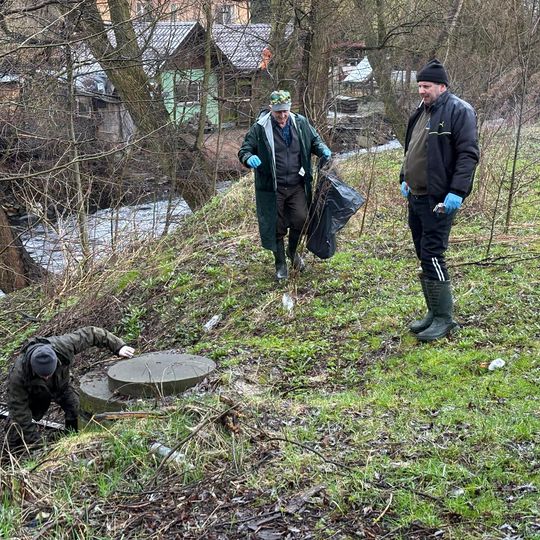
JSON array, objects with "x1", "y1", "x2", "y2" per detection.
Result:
[
  {"x1": 30, "y1": 345, "x2": 58, "y2": 377},
  {"x1": 417, "y1": 59, "x2": 449, "y2": 85}
]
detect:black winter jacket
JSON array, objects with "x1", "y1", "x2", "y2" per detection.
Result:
[{"x1": 400, "y1": 91, "x2": 479, "y2": 199}]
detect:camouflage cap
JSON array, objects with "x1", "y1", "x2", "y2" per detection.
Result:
[{"x1": 270, "y1": 90, "x2": 291, "y2": 111}]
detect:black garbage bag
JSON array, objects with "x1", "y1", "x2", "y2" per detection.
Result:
[{"x1": 306, "y1": 168, "x2": 365, "y2": 259}]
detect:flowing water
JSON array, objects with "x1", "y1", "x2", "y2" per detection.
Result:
[
  {"x1": 0, "y1": 196, "x2": 193, "y2": 297},
  {"x1": 22, "y1": 196, "x2": 192, "y2": 274}
]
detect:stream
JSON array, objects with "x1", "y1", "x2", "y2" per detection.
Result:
[
  {"x1": 21, "y1": 196, "x2": 192, "y2": 275},
  {"x1": 0, "y1": 195, "x2": 194, "y2": 298}
]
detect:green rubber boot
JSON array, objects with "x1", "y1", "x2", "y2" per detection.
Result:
[
  {"x1": 409, "y1": 274, "x2": 434, "y2": 334},
  {"x1": 416, "y1": 279, "x2": 459, "y2": 342}
]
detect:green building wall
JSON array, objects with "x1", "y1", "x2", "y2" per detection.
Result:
[{"x1": 162, "y1": 69, "x2": 219, "y2": 125}]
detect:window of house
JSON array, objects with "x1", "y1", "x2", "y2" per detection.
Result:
[
  {"x1": 76, "y1": 96, "x2": 92, "y2": 118},
  {"x1": 175, "y1": 79, "x2": 201, "y2": 103},
  {"x1": 216, "y1": 4, "x2": 233, "y2": 24}
]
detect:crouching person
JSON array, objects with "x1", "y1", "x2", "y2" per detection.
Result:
[{"x1": 5, "y1": 326, "x2": 134, "y2": 451}]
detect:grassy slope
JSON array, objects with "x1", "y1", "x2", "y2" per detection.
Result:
[{"x1": 1, "y1": 134, "x2": 539, "y2": 539}]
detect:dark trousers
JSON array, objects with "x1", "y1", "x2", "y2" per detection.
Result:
[
  {"x1": 408, "y1": 194, "x2": 454, "y2": 281},
  {"x1": 276, "y1": 183, "x2": 308, "y2": 241},
  {"x1": 6, "y1": 384, "x2": 79, "y2": 447},
  {"x1": 29, "y1": 384, "x2": 79, "y2": 423}
]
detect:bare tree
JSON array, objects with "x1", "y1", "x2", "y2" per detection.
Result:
[
  {"x1": 0, "y1": 0, "x2": 218, "y2": 291},
  {"x1": 505, "y1": 0, "x2": 540, "y2": 231},
  {"x1": 76, "y1": 0, "x2": 214, "y2": 210}
]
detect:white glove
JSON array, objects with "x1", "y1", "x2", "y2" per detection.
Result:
[{"x1": 118, "y1": 345, "x2": 135, "y2": 358}]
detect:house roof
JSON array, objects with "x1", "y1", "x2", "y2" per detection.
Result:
[
  {"x1": 72, "y1": 21, "x2": 280, "y2": 95},
  {"x1": 136, "y1": 22, "x2": 202, "y2": 68},
  {"x1": 342, "y1": 56, "x2": 373, "y2": 83},
  {"x1": 73, "y1": 21, "x2": 203, "y2": 84},
  {"x1": 212, "y1": 24, "x2": 273, "y2": 71},
  {"x1": 0, "y1": 74, "x2": 22, "y2": 83}
]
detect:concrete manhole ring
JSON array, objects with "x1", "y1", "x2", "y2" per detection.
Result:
[
  {"x1": 79, "y1": 371, "x2": 128, "y2": 415},
  {"x1": 107, "y1": 351, "x2": 216, "y2": 398}
]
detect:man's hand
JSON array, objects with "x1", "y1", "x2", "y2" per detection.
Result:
[
  {"x1": 443, "y1": 193, "x2": 463, "y2": 213},
  {"x1": 319, "y1": 148, "x2": 332, "y2": 168},
  {"x1": 118, "y1": 346, "x2": 135, "y2": 358},
  {"x1": 400, "y1": 181, "x2": 410, "y2": 198},
  {"x1": 246, "y1": 155, "x2": 261, "y2": 168}
]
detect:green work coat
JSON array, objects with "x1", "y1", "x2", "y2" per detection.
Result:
[
  {"x1": 7, "y1": 326, "x2": 125, "y2": 444},
  {"x1": 238, "y1": 112, "x2": 329, "y2": 251}
]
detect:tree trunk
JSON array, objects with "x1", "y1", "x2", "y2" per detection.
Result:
[
  {"x1": 78, "y1": 0, "x2": 214, "y2": 210},
  {"x1": 253, "y1": 0, "x2": 299, "y2": 106},
  {"x1": 66, "y1": 42, "x2": 91, "y2": 264},
  {"x1": 196, "y1": 0, "x2": 212, "y2": 152},
  {"x1": 298, "y1": 0, "x2": 332, "y2": 135},
  {"x1": 355, "y1": 0, "x2": 409, "y2": 144},
  {"x1": 0, "y1": 207, "x2": 45, "y2": 293},
  {"x1": 430, "y1": 0, "x2": 465, "y2": 61},
  {"x1": 369, "y1": 51, "x2": 408, "y2": 144}
]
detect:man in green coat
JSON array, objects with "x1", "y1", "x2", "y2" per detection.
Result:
[
  {"x1": 5, "y1": 326, "x2": 134, "y2": 450},
  {"x1": 238, "y1": 90, "x2": 331, "y2": 280}
]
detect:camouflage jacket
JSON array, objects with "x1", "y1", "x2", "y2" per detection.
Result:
[{"x1": 7, "y1": 326, "x2": 125, "y2": 443}]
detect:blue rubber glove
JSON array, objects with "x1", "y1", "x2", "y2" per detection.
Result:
[
  {"x1": 400, "y1": 181, "x2": 410, "y2": 198},
  {"x1": 443, "y1": 193, "x2": 463, "y2": 213},
  {"x1": 246, "y1": 155, "x2": 261, "y2": 168}
]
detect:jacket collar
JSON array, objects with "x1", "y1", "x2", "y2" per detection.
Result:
[{"x1": 416, "y1": 90, "x2": 451, "y2": 114}]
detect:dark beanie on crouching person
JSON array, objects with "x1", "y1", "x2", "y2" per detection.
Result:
[
  {"x1": 30, "y1": 345, "x2": 58, "y2": 377},
  {"x1": 417, "y1": 59, "x2": 449, "y2": 85}
]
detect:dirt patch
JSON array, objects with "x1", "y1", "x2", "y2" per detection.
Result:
[{"x1": 203, "y1": 128, "x2": 247, "y2": 178}]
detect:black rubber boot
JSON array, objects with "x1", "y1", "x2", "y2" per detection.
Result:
[
  {"x1": 416, "y1": 280, "x2": 459, "y2": 342},
  {"x1": 409, "y1": 274, "x2": 434, "y2": 334},
  {"x1": 65, "y1": 416, "x2": 79, "y2": 433},
  {"x1": 273, "y1": 240, "x2": 288, "y2": 281},
  {"x1": 286, "y1": 230, "x2": 305, "y2": 272}
]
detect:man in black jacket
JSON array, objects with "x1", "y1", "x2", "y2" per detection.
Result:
[
  {"x1": 5, "y1": 326, "x2": 134, "y2": 450},
  {"x1": 400, "y1": 59, "x2": 479, "y2": 341}
]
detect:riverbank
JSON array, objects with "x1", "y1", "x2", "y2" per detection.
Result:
[
  {"x1": 1, "y1": 135, "x2": 401, "y2": 296},
  {"x1": 1, "y1": 131, "x2": 539, "y2": 538}
]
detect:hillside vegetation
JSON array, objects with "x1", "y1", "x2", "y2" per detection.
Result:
[{"x1": 1, "y1": 130, "x2": 539, "y2": 540}]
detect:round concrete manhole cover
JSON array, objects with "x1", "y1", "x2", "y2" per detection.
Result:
[{"x1": 107, "y1": 351, "x2": 216, "y2": 398}]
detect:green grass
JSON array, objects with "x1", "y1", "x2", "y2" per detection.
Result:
[{"x1": 1, "y1": 129, "x2": 539, "y2": 539}]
